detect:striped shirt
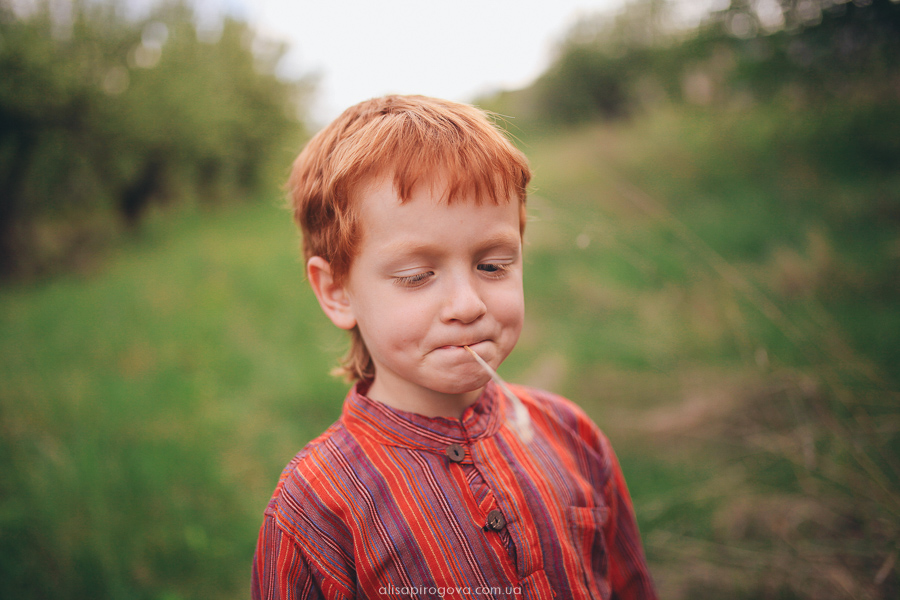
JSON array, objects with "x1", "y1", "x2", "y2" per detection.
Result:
[{"x1": 252, "y1": 380, "x2": 657, "y2": 599}]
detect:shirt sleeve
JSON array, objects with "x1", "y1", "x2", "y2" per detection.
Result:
[
  {"x1": 601, "y1": 436, "x2": 659, "y2": 600},
  {"x1": 252, "y1": 513, "x2": 327, "y2": 600}
]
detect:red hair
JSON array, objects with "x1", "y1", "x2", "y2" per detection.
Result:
[{"x1": 289, "y1": 95, "x2": 531, "y2": 381}]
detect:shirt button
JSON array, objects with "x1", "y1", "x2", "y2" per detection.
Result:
[
  {"x1": 486, "y1": 509, "x2": 506, "y2": 531},
  {"x1": 446, "y1": 443, "x2": 465, "y2": 463}
]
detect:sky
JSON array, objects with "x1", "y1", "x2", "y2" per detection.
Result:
[{"x1": 214, "y1": 0, "x2": 627, "y2": 123}]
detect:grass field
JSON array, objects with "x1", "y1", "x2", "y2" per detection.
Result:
[{"x1": 2, "y1": 104, "x2": 897, "y2": 599}]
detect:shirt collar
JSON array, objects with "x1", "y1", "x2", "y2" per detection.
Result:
[{"x1": 342, "y1": 380, "x2": 505, "y2": 451}]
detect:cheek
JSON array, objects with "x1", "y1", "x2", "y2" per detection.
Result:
[
  {"x1": 492, "y1": 287, "x2": 525, "y2": 330},
  {"x1": 362, "y1": 298, "x2": 431, "y2": 345}
]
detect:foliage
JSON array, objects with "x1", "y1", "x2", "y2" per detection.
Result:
[
  {"x1": 526, "y1": 0, "x2": 900, "y2": 126},
  {"x1": 0, "y1": 0, "x2": 312, "y2": 278}
]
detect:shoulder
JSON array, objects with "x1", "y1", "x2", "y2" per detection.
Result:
[
  {"x1": 256, "y1": 419, "x2": 361, "y2": 597},
  {"x1": 512, "y1": 384, "x2": 592, "y2": 424},
  {"x1": 509, "y1": 384, "x2": 614, "y2": 459},
  {"x1": 264, "y1": 417, "x2": 363, "y2": 538}
]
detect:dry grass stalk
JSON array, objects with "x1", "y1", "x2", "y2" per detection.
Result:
[{"x1": 464, "y1": 345, "x2": 533, "y2": 443}]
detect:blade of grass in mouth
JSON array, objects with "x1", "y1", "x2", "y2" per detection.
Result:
[{"x1": 463, "y1": 345, "x2": 533, "y2": 443}]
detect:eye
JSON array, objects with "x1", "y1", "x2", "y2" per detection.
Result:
[
  {"x1": 477, "y1": 263, "x2": 510, "y2": 278},
  {"x1": 393, "y1": 271, "x2": 433, "y2": 288}
]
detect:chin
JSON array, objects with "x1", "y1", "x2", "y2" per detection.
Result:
[{"x1": 428, "y1": 371, "x2": 492, "y2": 396}]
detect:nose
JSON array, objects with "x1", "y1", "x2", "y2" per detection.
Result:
[{"x1": 440, "y1": 274, "x2": 487, "y2": 324}]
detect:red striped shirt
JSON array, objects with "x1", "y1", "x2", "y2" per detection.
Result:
[{"x1": 252, "y1": 380, "x2": 657, "y2": 599}]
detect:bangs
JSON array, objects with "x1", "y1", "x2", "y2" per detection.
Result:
[{"x1": 328, "y1": 97, "x2": 530, "y2": 208}]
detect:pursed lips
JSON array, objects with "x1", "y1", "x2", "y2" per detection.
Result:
[{"x1": 435, "y1": 339, "x2": 488, "y2": 351}]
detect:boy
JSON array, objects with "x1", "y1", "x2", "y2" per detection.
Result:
[{"x1": 253, "y1": 95, "x2": 657, "y2": 599}]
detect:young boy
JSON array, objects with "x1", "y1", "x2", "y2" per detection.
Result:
[{"x1": 253, "y1": 95, "x2": 657, "y2": 599}]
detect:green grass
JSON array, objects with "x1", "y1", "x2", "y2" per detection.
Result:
[
  {"x1": 2, "y1": 102, "x2": 898, "y2": 599},
  {"x1": 1, "y1": 200, "x2": 348, "y2": 599}
]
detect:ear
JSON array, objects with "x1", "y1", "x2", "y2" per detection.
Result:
[{"x1": 307, "y1": 256, "x2": 357, "y2": 330}]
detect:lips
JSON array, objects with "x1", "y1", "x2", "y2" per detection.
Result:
[{"x1": 436, "y1": 339, "x2": 489, "y2": 351}]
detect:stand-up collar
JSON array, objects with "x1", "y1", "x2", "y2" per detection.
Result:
[{"x1": 342, "y1": 380, "x2": 505, "y2": 452}]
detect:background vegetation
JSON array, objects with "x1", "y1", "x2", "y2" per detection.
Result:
[
  {"x1": 1, "y1": 0, "x2": 898, "y2": 598},
  {"x1": 0, "y1": 0, "x2": 311, "y2": 278}
]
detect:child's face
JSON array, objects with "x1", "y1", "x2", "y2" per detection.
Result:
[{"x1": 338, "y1": 176, "x2": 524, "y2": 413}]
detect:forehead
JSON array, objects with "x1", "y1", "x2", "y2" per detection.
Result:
[{"x1": 354, "y1": 175, "x2": 521, "y2": 249}]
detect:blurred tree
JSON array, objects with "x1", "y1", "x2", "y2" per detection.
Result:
[
  {"x1": 710, "y1": 0, "x2": 900, "y2": 100},
  {"x1": 533, "y1": 0, "x2": 673, "y2": 123},
  {"x1": 528, "y1": 0, "x2": 900, "y2": 126},
  {"x1": 0, "y1": 0, "x2": 313, "y2": 277}
]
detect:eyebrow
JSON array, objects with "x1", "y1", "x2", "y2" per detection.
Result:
[{"x1": 381, "y1": 231, "x2": 521, "y2": 259}]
